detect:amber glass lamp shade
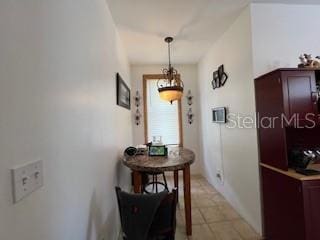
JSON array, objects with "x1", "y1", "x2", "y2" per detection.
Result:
[{"x1": 159, "y1": 86, "x2": 183, "y2": 103}]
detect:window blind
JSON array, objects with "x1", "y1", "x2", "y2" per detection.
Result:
[{"x1": 147, "y1": 79, "x2": 180, "y2": 145}]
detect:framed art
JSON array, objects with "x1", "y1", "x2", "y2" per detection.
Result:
[
  {"x1": 211, "y1": 64, "x2": 228, "y2": 90},
  {"x1": 116, "y1": 73, "x2": 131, "y2": 110}
]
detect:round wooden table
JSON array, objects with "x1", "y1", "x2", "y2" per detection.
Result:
[{"x1": 122, "y1": 147, "x2": 195, "y2": 236}]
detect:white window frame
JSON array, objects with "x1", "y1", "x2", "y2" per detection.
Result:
[{"x1": 143, "y1": 74, "x2": 183, "y2": 146}]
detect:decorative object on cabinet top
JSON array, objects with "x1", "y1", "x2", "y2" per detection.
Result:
[
  {"x1": 298, "y1": 54, "x2": 320, "y2": 69},
  {"x1": 212, "y1": 64, "x2": 228, "y2": 90},
  {"x1": 186, "y1": 90, "x2": 193, "y2": 106}
]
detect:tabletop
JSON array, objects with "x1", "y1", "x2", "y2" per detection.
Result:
[{"x1": 123, "y1": 147, "x2": 195, "y2": 172}]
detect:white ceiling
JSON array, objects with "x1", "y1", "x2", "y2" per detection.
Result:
[{"x1": 106, "y1": 0, "x2": 320, "y2": 64}]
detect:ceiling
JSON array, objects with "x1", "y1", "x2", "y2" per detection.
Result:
[{"x1": 106, "y1": 0, "x2": 320, "y2": 64}]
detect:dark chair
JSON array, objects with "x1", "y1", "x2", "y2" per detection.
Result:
[
  {"x1": 148, "y1": 188, "x2": 177, "y2": 240},
  {"x1": 115, "y1": 187, "x2": 177, "y2": 240}
]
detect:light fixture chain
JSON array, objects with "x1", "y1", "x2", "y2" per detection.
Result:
[
  {"x1": 158, "y1": 36, "x2": 184, "y2": 103},
  {"x1": 168, "y1": 40, "x2": 171, "y2": 68}
]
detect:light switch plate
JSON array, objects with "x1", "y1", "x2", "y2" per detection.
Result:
[{"x1": 11, "y1": 160, "x2": 43, "y2": 203}]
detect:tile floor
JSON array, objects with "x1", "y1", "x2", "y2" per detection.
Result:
[{"x1": 166, "y1": 175, "x2": 262, "y2": 240}]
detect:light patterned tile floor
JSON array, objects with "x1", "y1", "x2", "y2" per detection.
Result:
[{"x1": 165, "y1": 174, "x2": 261, "y2": 240}]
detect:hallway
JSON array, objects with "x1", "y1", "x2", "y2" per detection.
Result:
[
  {"x1": 166, "y1": 175, "x2": 260, "y2": 240},
  {"x1": 2, "y1": 0, "x2": 320, "y2": 239}
]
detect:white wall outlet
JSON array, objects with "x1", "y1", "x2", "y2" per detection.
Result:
[
  {"x1": 11, "y1": 160, "x2": 43, "y2": 203},
  {"x1": 216, "y1": 169, "x2": 224, "y2": 184}
]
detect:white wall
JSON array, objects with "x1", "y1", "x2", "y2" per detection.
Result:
[
  {"x1": 130, "y1": 64, "x2": 202, "y2": 174},
  {"x1": 198, "y1": 6, "x2": 262, "y2": 234},
  {"x1": 197, "y1": 2, "x2": 320, "y2": 235},
  {"x1": 251, "y1": 3, "x2": 320, "y2": 78},
  {"x1": 0, "y1": 1, "x2": 131, "y2": 240}
]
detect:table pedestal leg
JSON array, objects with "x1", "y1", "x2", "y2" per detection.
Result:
[
  {"x1": 174, "y1": 170, "x2": 179, "y2": 203},
  {"x1": 183, "y1": 165, "x2": 192, "y2": 236},
  {"x1": 133, "y1": 171, "x2": 142, "y2": 193}
]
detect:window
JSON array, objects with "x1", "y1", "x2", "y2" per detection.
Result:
[{"x1": 143, "y1": 75, "x2": 182, "y2": 145}]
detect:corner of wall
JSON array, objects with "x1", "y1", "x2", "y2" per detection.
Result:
[{"x1": 196, "y1": 5, "x2": 262, "y2": 235}]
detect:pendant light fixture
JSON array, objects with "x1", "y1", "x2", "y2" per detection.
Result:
[{"x1": 157, "y1": 37, "x2": 184, "y2": 104}]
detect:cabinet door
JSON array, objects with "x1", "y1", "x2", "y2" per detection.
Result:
[
  {"x1": 282, "y1": 71, "x2": 318, "y2": 124},
  {"x1": 255, "y1": 71, "x2": 288, "y2": 170},
  {"x1": 261, "y1": 166, "x2": 305, "y2": 240},
  {"x1": 303, "y1": 181, "x2": 320, "y2": 240}
]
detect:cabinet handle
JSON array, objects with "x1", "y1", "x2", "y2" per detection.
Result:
[{"x1": 312, "y1": 92, "x2": 319, "y2": 105}]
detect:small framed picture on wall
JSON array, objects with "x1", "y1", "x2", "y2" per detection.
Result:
[{"x1": 116, "y1": 73, "x2": 131, "y2": 110}]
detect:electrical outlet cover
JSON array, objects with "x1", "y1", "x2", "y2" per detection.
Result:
[{"x1": 216, "y1": 169, "x2": 224, "y2": 184}]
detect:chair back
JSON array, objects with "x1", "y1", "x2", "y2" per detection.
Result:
[
  {"x1": 148, "y1": 188, "x2": 177, "y2": 238},
  {"x1": 115, "y1": 187, "x2": 167, "y2": 240}
]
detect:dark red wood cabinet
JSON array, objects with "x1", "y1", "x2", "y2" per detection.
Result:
[
  {"x1": 303, "y1": 181, "x2": 320, "y2": 240},
  {"x1": 255, "y1": 69, "x2": 320, "y2": 170},
  {"x1": 255, "y1": 68, "x2": 320, "y2": 240},
  {"x1": 261, "y1": 167, "x2": 305, "y2": 240},
  {"x1": 261, "y1": 166, "x2": 320, "y2": 240},
  {"x1": 282, "y1": 71, "x2": 318, "y2": 121},
  {"x1": 255, "y1": 70, "x2": 288, "y2": 170}
]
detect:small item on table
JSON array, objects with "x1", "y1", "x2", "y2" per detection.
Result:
[
  {"x1": 152, "y1": 136, "x2": 163, "y2": 145},
  {"x1": 149, "y1": 145, "x2": 168, "y2": 157},
  {"x1": 124, "y1": 146, "x2": 137, "y2": 157},
  {"x1": 136, "y1": 145, "x2": 148, "y2": 155}
]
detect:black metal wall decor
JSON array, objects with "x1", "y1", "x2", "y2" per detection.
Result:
[
  {"x1": 185, "y1": 90, "x2": 195, "y2": 124},
  {"x1": 134, "y1": 91, "x2": 141, "y2": 107},
  {"x1": 135, "y1": 109, "x2": 142, "y2": 126},
  {"x1": 134, "y1": 90, "x2": 142, "y2": 126},
  {"x1": 186, "y1": 90, "x2": 193, "y2": 106},
  {"x1": 187, "y1": 108, "x2": 194, "y2": 124},
  {"x1": 211, "y1": 65, "x2": 228, "y2": 90}
]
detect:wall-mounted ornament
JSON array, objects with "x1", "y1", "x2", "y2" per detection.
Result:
[
  {"x1": 135, "y1": 109, "x2": 142, "y2": 126},
  {"x1": 212, "y1": 65, "x2": 228, "y2": 90},
  {"x1": 134, "y1": 91, "x2": 141, "y2": 107},
  {"x1": 186, "y1": 90, "x2": 193, "y2": 106},
  {"x1": 187, "y1": 108, "x2": 194, "y2": 124}
]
